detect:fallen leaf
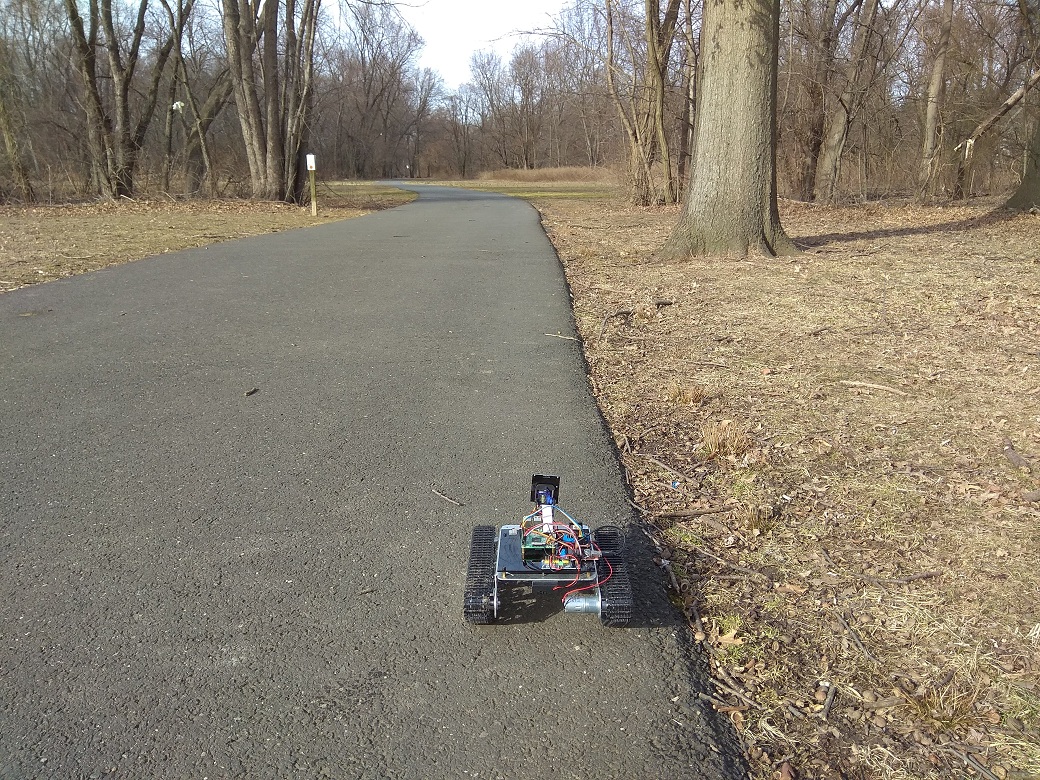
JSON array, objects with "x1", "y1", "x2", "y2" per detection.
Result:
[{"x1": 718, "y1": 629, "x2": 744, "y2": 647}]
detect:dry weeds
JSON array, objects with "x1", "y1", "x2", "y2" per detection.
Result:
[
  {"x1": 0, "y1": 183, "x2": 411, "y2": 292},
  {"x1": 534, "y1": 194, "x2": 1040, "y2": 780}
]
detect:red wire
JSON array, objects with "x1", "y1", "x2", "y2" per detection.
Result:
[{"x1": 559, "y1": 542, "x2": 612, "y2": 601}]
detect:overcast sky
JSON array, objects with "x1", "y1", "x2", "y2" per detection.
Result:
[{"x1": 396, "y1": 0, "x2": 569, "y2": 89}]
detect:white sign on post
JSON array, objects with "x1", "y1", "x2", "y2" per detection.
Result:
[{"x1": 306, "y1": 154, "x2": 316, "y2": 171}]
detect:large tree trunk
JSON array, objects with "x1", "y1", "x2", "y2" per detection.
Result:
[
  {"x1": 917, "y1": 0, "x2": 955, "y2": 200},
  {"x1": 1004, "y1": 118, "x2": 1040, "y2": 211},
  {"x1": 662, "y1": 0, "x2": 795, "y2": 258}
]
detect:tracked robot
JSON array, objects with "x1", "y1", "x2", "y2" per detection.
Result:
[{"x1": 463, "y1": 475, "x2": 633, "y2": 626}]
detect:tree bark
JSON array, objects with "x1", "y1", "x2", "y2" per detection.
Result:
[
  {"x1": 662, "y1": 0, "x2": 795, "y2": 258},
  {"x1": 917, "y1": 0, "x2": 954, "y2": 200}
]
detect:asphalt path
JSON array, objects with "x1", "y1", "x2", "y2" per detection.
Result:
[{"x1": 0, "y1": 185, "x2": 745, "y2": 779}]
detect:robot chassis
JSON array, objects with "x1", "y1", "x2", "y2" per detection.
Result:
[{"x1": 463, "y1": 475, "x2": 633, "y2": 627}]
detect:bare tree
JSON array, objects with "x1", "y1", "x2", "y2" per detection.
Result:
[
  {"x1": 221, "y1": 0, "x2": 321, "y2": 200},
  {"x1": 663, "y1": 0, "x2": 795, "y2": 257},
  {"x1": 812, "y1": 0, "x2": 881, "y2": 202},
  {"x1": 62, "y1": 0, "x2": 177, "y2": 197},
  {"x1": 0, "y1": 36, "x2": 34, "y2": 201},
  {"x1": 917, "y1": 0, "x2": 955, "y2": 198},
  {"x1": 605, "y1": 0, "x2": 682, "y2": 205}
]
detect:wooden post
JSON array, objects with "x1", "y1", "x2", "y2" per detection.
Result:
[{"x1": 306, "y1": 154, "x2": 317, "y2": 215}]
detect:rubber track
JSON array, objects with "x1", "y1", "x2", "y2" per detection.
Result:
[
  {"x1": 464, "y1": 525, "x2": 498, "y2": 624},
  {"x1": 592, "y1": 525, "x2": 624, "y2": 554},
  {"x1": 597, "y1": 553, "x2": 633, "y2": 627}
]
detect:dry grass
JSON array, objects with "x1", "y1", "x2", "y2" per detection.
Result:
[
  {"x1": 0, "y1": 182, "x2": 412, "y2": 292},
  {"x1": 477, "y1": 165, "x2": 617, "y2": 183},
  {"x1": 533, "y1": 193, "x2": 1040, "y2": 780}
]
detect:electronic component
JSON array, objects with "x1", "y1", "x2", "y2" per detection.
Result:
[{"x1": 463, "y1": 475, "x2": 632, "y2": 626}]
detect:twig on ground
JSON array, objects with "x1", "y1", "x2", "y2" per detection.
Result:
[
  {"x1": 856, "y1": 570, "x2": 943, "y2": 586},
  {"x1": 431, "y1": 487, "x2": 464, "y2": 506},
  {"x1": 691, "y1": 545, "x2": 772, "y2": 584},
  {"x1": 829, "y1": 608, "x2": 880, "y2": 664},
  {"x1": 698, "y1": 690, "x2": 734, "y2": 709},
  {"x1": 715, "y1": 668, "x2": 759, "y2": 708},
  {"x1": 935, "y1": 747, "x2": 1001, "y2": 780},
  {"x1": 597, "y1": 308, "x2": 634, "y2": 340},
  {"x1": 655, "y1": 506, "x2": 731, "y2": 519},
  {"x1": 634, "y1": 453, "x2": 696, "y2": 483},
  {"x1": 544, "y1": 332, "x2": 579, "y2": 341},
  {"x1": 819, "y1": 683, "x2": 838, "y2": 720},
  {"x1": 838, "y1": 380, "x2": 909, "y2": 396}
]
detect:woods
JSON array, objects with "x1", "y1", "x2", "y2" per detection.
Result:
[{"x1": 0, "y1": 0, "x2": 1037, "y2": 211}]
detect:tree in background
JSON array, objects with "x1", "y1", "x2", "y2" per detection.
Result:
[
  {"x1": 917, "y1": 0, "x2": 954, "y2": 199},
  {"x1": 0, "y1": 35, "x2": 34, "y2": 201},
  {"x1": 62, "y1": 0, "x2": 177, "y2": 198},
  {"x1": 605, "y1": 0, "x2": 684, "y2": 205},
  {"x1": 221, "y1": 0, "x2": 320, "y2": 201},
  {"x1": 663, "y1": 0, "x2": 795, "y2": 257}
]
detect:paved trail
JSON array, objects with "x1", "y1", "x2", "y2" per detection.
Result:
[{"x1": 0, "y1": 186, "x2": 745, "y2": 779}]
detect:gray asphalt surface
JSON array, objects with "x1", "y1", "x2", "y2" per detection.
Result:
[{"x1": 0, "y1": 185, "x2": 745, "y2": 779}]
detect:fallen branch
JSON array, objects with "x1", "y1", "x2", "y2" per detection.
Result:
[
  {"x1": 431, "y1": 487, "x2": 464, "y2": 506},
  {"x1": 838, "y1": 380, "x2": 908, "y2": 396},
  {"x1": 697, "y1": 691, "x2": 733, "y2": 709},
  {"x1": 715, "y1": 668, "x2": 759, "y2": 709},
  {"x1": 819, "y1": 683, "x2": 838, "y2": 720},
  {"x1": 544, "y1": 332, "x2": 579, "y2": 341},
  {"x1": 935, "y1": 746, "x2": 1002, "y2": 780},
  {"x1": 634, "y1": 453, "x2": 695, "y2": 482},
  {"x1": 856, "y1": 570, "x2": 943, "y2": 586}
]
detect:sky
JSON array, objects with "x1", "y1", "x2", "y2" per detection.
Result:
[{"x1": 396, "y1": 0, "x2": 570, "y2": 90}]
